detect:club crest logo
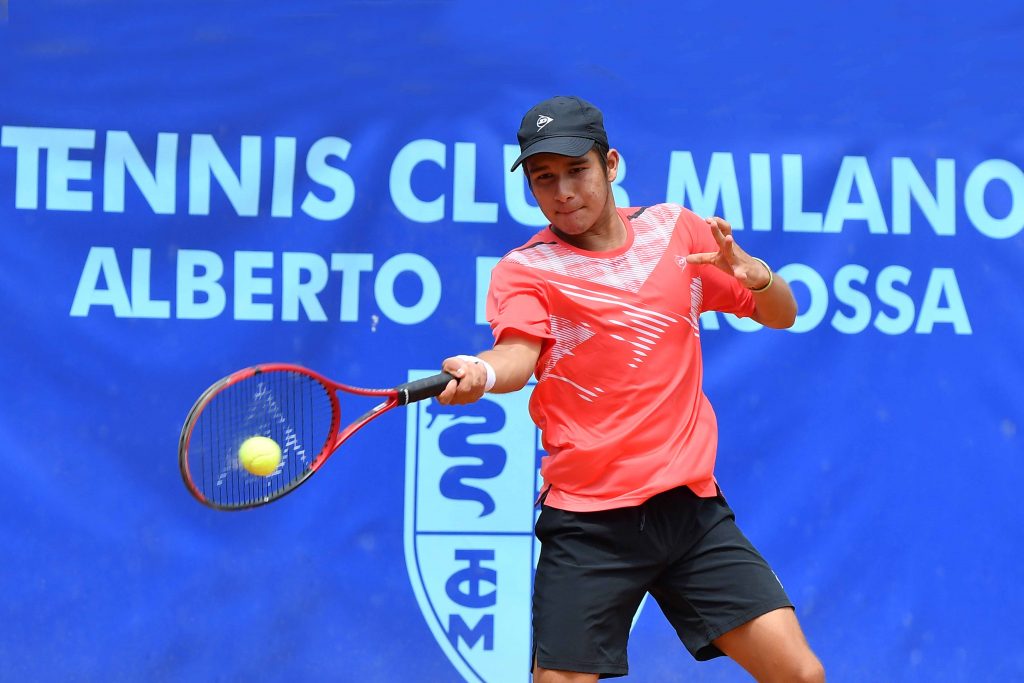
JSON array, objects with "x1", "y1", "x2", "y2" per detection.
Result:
[
  {"x1": 404, "y1": 371, "x2": 647, "y2": 682},
  {"x1": 404, "y1": 374, "x2": 542, "y2": 682}
]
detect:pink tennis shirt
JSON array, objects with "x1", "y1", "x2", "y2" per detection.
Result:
[{"x1": 486, "y1": 204, "x2": 756, "y2": 512}]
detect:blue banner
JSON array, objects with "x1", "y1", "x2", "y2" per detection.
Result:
[{"x1": 2, "y1": 2, "x2": 1022, "y2": 681}]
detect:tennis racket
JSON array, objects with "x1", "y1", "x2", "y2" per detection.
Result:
[{"x1": 178, "y1": 363, "x2": 454, "y2": 511}]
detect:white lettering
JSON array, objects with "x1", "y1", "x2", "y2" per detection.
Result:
[
  {"x1": 892, "y1": 157, "x2": 955, "y2": 235},
  {"x1": 750, "y1": 153, "x2": 772, "y2": 232},
  {"x1": 271, "y1": 136, "x2": 297, "y2": 218},
  {"x1": 666, "y1": 151, "x2": 743, "y2": 227},
  {"x1": 2, "y1": 126, "x2": 96, "y2": 211},
  {"x1": 782, "y1": 154, "x2": 823, "y2": 232},
  {"x1": 103, "y1": 131, "x2": 177, "y2": 214},
  {"x1": 69, "y1": 247, "x2": 132, "y2": 317},
  {"x1": 502, "y1": 145, "x2": 547, "y2": 227},
  {"x1": 2, "y1": 125, "x2": 48, "y2": 209},
  {"x1": 331, "y1": 253, "x2": 374, "y2": 322},
  {"x1": 823, "y1": 156, "x2": 887, "y2": 234},
  {"x1": 832, "y1": 264, "x2": 871, "y2": 334},
  {"x1": 234, "y1": 251, "x2": 275, "y2": 320},
  {"x1": 780, "y1": 263, "x2": 829, "y2": 333},
  {"x1": 282, "y1": 252, "x2": 329, "y2": 321},
  {"x1": 129, "y1": 248, "x2": 171, "y2": 318},
  {"x1": 701, "y1": 265, "x2": 971, "y2": 335},
  {"x1": 391, "y1": 139, "x2": 446, "y2": 223},
  {"x1": 189, "y1": 134, "x2": 261, "y2": 217},
  {"x1": 177, "y1": 250, "x2": 226, "y2": 319},
  {"x1": 453, "y1": 142, "x2": 497, "y2": 223},
  {"x1": 698, "y1": 311, "x2": 720, "y2": 331},
  {"x1": 916, "y1": 267, "x2": 972, "y2": 334},
  {"x1": 302, "y1": 136, "x2": 355, "y2": 221},
  {"x1": 964, "y1": 159, "x2": 1024, "y2": 239},
  {"x1": 374, "y1": 253, "x2": 441, "y2": 324},
  {"x1": 874, "y1": 265, "x2": 915, "y2": 335}
]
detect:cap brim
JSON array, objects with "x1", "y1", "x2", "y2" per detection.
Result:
[{"x1": 510, "y1": 136, "x2": 597, "y2": 171}]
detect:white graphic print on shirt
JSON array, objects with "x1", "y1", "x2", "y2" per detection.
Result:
[{"x1": 504, "y1": 206, "x2": 703, "y2": 402}]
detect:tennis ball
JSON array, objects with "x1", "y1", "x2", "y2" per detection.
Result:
[{"x1": 238, "y1": 436, "x2": 281, "y2": 476}]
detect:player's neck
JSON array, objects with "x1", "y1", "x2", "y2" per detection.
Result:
[{"x1": 553, "y1": 205, "x2": 626, "y2": 252}]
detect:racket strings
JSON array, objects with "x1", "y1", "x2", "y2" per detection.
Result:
[{"x1": 187, "y1": 371, "x2": 335, "y2": 508}]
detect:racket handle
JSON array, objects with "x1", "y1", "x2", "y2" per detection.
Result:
[{"x1": 396, "y1": 372, "x2": 456, "y2": 405}]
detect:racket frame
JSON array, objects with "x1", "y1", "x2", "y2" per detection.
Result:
[{"x1": 178, "y1": 363, "x2": 452, "y2": 511}]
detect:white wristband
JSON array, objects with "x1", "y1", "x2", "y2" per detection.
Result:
[{"x1": 454, "y1": 354, "x2": 497, "y2": 392}]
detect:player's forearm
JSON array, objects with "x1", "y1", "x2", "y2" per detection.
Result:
[
  {"x1": 478, "y1": 337, "x2": 541, "y2": 393},
  {"x1": 751, "y1": 274, "x2": 797, "y2": 329},
  {"x1": 437, "y1": 335, "x2": 541, "y2": 405}
]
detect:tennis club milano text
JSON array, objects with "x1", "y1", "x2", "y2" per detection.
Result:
[{"x1": 1, "y1": 126, "x2": 1001, "y2": 334}]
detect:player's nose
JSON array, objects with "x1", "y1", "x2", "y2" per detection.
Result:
[{"x1": 554, "y1": 176, "x2": 574, "y2": 201}]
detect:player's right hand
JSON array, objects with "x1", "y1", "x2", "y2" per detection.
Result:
[{"x1": 437, "y1": 356, "x2": 488, "y2": 405}]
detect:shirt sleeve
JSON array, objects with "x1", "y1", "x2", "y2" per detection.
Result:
[
  {"x1": 486, "y1": 260, "x2": 554, "y2": 343},
  {"x1": 680, "y1": 210, "x2": 756, "y2": 318},
  {"x1": 700, "y1": 266, "x2": 756, "y2": 318}
]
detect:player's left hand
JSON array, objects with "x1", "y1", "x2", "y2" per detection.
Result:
[{"x1": 685, "y1": 216, "x2": 771, "y2": 290}]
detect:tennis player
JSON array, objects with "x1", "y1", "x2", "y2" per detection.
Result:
[{"x1": 438, "y1": 96, "x2": 824, "y2": 683}]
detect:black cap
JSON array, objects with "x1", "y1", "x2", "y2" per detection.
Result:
[{"x1": 510, "y1": 96, "x2": 608, "y2": 171}]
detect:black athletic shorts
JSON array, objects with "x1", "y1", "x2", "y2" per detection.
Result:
[{"x1": 531, "y1": 485, "x2": 793, "y2": 678}]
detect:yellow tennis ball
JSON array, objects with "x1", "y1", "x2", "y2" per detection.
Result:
[{"x1": 238, "y1": 436, "x2": 281, "y2": 476}]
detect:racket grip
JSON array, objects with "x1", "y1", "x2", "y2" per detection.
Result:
[{"x1": 396, "y1": 372, "x2": 456, "y2": 405}]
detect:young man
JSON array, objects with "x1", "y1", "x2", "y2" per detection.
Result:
[{"x1": 437, "y1": 96, "x2": 824, "y2": 683}]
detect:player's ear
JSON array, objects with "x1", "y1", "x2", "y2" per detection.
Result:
[{"x1": 605, "y1": 148, "x2": 621, "y2": 183}]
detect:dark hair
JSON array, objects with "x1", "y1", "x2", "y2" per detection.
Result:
[{"x1": 591, "y1": 141, "x2": 610, "y2": 172}]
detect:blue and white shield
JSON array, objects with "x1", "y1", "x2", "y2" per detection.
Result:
[
  {"x1": 404, "y1": 371, "x2": 646, "y2": 682},
  {"x1": 404, "y1": 373, "x2": 542, "y2": 682}
]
